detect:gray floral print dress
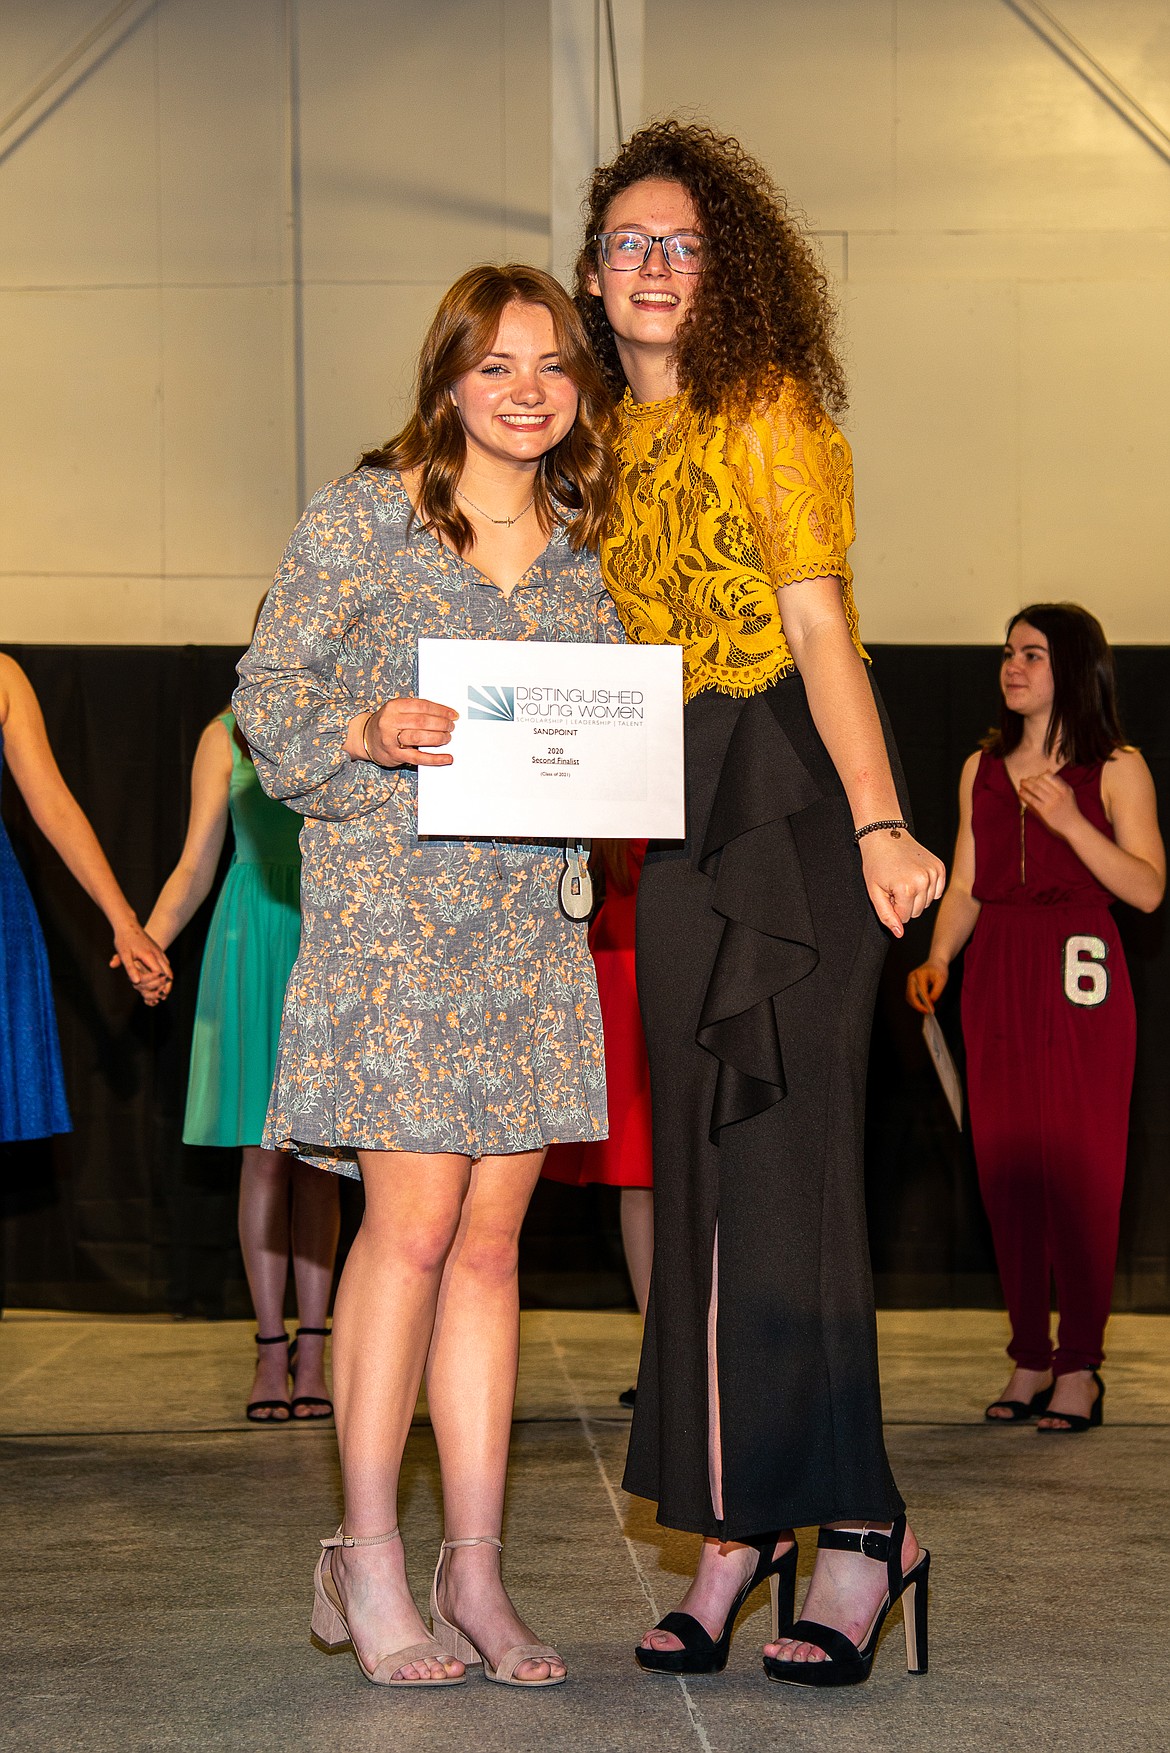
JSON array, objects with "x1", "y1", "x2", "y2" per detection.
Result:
[{"x1": 233, "y1": 467, "x2": 624, "y2": 1176}]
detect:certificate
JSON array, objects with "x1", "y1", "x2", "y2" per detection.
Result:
[
  {"x1": 415, "y1": 637, "x2": 684, "y2": 839},
  {"x1": 922, "y1": 1014, "x2": 963, "y2": 1131}
]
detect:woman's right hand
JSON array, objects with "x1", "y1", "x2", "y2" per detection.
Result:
[
  {"x1": 905, "y1": 961, "x2": 948, "y2": 1014},
  {"x1": 356, "y1": 698, "x2": 458, "y2": 767}
]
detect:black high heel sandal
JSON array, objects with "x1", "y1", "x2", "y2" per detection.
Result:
[
  {"x1": 635, "y1": 1536, "x2": 798, "y2": 1676},
  {"x1": 1036, "y1": 1370, "x2": 1104, "y2": 1434},
  {"x1": 763, "y1": 1515, "x2": 930, "y2": 1688},
  {"x1": 985, "y1": 1380, "x2": 1055, "y2": 1423},
  {"x1": 246, "y1": 1331, "x2": 292, "y2": 1423},
  {"x1": 289, "y1": 1325, "x2": 334, "y2": 1420}
]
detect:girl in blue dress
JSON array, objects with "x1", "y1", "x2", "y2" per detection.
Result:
[{"x1": 0, "y1": 654, "x2": 172, "y2": 1143}]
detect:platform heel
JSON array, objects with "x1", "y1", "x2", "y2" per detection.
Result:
[
  {"x1": 636, "y1": 1536, "x2": 798, "y2": 1676},
  {"x1": 763, "y1": 1516, "x2": 931, "y2": 1688},
  {"x1": 901, "y1": 1548, "x2": 930, "y2": 1675}
]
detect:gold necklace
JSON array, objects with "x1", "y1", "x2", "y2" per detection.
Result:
[{"x1": 456, "y1": 488, "x2": 535, "y2": 526}]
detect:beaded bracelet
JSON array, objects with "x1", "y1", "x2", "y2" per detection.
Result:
[{"x1": 854, "y1": 818, "x2": 909, "y2": 843}]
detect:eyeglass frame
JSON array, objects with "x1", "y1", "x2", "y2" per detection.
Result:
[{"x1": 593, "y1": 230, "x2": 706, "y2": 273}]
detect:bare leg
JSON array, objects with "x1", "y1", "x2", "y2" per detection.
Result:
[
  {"x1": 328, "y1": 1149, "x2": 470, "y2": 1683},
  {"x1": 986, "y1": 1364, "x2": 1054, "y2": 1419},
  {"x1": 640, "y1": 1228, "x2": 795, "y2": 1654},
  {"x1": 427, "y1": 1149, "x2": 565, "y2": 1683},
  {"x1": 289, "y1": 1161, "x2": 340, "y2": 1414},
  {"x1": 620, "y1": 1186, "x2": 654, "y2": 1319},
  {"x1": 238, "y1": 1145, "x2": 293, "y2": 1417},
  {"x1": 764, "y1": 1521, "x2": 921, "y2": 1664}
]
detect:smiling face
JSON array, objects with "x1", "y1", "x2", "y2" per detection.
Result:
[
  {"x1": 450, "y1": 299, "x2": 579, "y2": 471},
  {"x1": 1001, "y1": 621, "x2": 1055, "y2": 722},
  {"x1": 587, "y1": 177, "x2": 702, "y2": 383}
]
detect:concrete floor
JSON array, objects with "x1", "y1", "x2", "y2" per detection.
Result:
[{"x1": 2, "y1": 1308, "x2": 1169, "y2": 1753}]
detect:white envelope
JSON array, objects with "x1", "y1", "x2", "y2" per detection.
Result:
[{"x1": 415, "y1": 637, "x2": 685, "y2": 839}]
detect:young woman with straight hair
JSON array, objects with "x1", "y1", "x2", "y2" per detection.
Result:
[
  {"x1": 235, "y1": 264, "x2": 621, "y2": 1690},
  {"x1": 908, "y1": 604, "x2": 1164, "y2": 1433}
]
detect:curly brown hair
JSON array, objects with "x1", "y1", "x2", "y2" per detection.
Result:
[
  {"x1": 360, "y1": 264, "x2": 614, "y2": 553},
  {"x1": 573, "y1": 119, "x2": 845, "y2": 419}
]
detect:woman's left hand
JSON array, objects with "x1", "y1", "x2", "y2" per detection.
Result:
[
  {"x1": 110, "y1": 923, "x2": 173, "y2": 1006},
  {"x1": 1017, "y1": 771, "x2": 1080, "y2": 837},
  {"x1": 859, "y1": 830, "x2": 947, "y2": 938}
]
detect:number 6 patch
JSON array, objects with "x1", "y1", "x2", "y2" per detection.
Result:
[{"x1": 1062, "y1": 935, "x2": 1110, "y2": 1008}]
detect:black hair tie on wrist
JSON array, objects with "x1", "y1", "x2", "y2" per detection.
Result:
[{"x1": 854, "y1": 818, "x2": 909, "y2": 843}]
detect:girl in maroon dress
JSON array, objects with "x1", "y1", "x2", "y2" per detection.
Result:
[
  {"x1": 908, "y1": 605, "x2": 1164, "y2": 1432},
  {"x1": 543, "y1": 839, "x2": 653, "y2": 1399}
]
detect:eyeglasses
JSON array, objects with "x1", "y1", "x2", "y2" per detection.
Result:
[{"x1": 594, "y1": 230, "x2": 706, "y2": 273}]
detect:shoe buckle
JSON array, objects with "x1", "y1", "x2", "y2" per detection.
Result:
[{"x1": 860, "y1": 1530, "x2": 888, "y2": 1561}]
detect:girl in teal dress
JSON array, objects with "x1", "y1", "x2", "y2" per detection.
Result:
[{"x1": 145, "y1": 708, "x2": 339, "y2": 1421}]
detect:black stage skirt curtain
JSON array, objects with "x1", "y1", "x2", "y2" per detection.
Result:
[{"x1": 2, "y1": 644, "x2": 1168, "y2": 1314}]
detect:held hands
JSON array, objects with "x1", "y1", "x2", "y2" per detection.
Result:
[
  {"x1": 1017, "y1": 771, "x2": 1080, "y2": 837},
  {"x1": 859, "y1": 829, "x2": 946, "y2": 940},
  {"x1": 109, "y1": 922, "x2": 173, "y2": 1007},
  {"x1": 906, "y1": 961, "x2": 948, "y2": 1014},
  {"x1": 360, "y1": 698, "x2": 458, "y2": 768}
]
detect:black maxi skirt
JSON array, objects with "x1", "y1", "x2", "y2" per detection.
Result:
[{"x1": 622, "y1": 671, "x2": 906, "y2": 1539}]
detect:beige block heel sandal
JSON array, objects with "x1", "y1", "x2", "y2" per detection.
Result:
[
  {"x1": 430, "y1": 1536, "x2": 567, "y2": 1687},
  {"x1": 310, "y1": 1527, "x2": 466, "y2": 1686}
]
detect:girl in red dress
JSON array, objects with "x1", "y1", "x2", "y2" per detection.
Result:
[
  {"x1": 908, "y1": 605, "x2": 1164, "y2": 1432},
  {"x1": 543, "y1": 839, "x2": 653, "y2": 1383}
]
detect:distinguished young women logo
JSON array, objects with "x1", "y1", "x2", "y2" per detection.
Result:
[
  {"x1": 467, "y1": 685, "x2": 515, "y2": 721},
  {"x1": 468, "y1": 682, "x2": 644, "y2": 723}
]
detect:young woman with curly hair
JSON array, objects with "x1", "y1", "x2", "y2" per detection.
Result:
[
  {"x1": 235, "y1": 265, "x2": 621, "y2": 1691},
  {"x1": 577, "y1": 119, "x2": 945, "y2": 1688}
]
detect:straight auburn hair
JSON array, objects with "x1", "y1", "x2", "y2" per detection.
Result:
[
  {"x1": 984, "y1": 602, "x2": 1125, "y2": 767},
  {"x1": 360, "y1": 264, "x2": 615, "y2": 553}
]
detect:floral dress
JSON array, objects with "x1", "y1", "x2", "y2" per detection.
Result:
[{"x1": 233, "y1": 467, "x2": 623, "y2": 1176}]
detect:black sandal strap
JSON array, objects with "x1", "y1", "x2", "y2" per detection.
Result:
[
  {"x1": 781, "y1": 1619, "x2": 863, "y2": 1669},
  {"x1": 294, "y1": 1327, "x2": 331, "y2": 1338},
  {"x1": 246, "y1": 1399, "x2": 291, "y2": 1420},
  {"x1": 817, "y1": 1527, "x2": 892, "y2": 1561},
  {"x1": 254, "y1": 1332, "x2": 290, "y2": 1345},
  {"x1": 291, "y1": 1396, "x2": 333, "y2": 1414},
  {"x1": 654, "y1": 1612, "x2": 717, "y2": 1656}
]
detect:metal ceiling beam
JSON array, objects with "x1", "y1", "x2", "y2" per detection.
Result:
[
  {"x1": 0, "y1": 0, "x2": 160, "y2": 168},
  {"x1": 1002, "y1": 0, "x2": 1170, "y2": 168}
]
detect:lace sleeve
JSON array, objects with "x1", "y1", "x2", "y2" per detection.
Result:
[{"x1": 728, "y1": 386, "x2": 856, "y2": 590}]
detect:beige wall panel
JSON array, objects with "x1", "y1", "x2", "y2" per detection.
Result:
[
  {"x1": 156, "y1": 0, "x2": 288, "y2": 285},
  {"x1": 160, "y1": 287, "x2": 296, "y2": 577},
  {"x1": 0, "y1": 15, "x2": 157, "y2": 288},
  {"x1": 1018, "y1": 280, "x2": 1170, "y2": 642},
  {"x1": 0, "y1": 289, "x2": 162, "y2": 576},
  {"x1": 0, "y1": 1, "x2": 110, "y2": 116},
  {"x1": 850, "y1": 230, "x2": 1170, "y2": 284},
  {"x1": 844, "y1": 280, "x2": 1021, "y2": 644},
  {"x1": 297, "y1": 0, "x2": 530, "y2": 283},
  {"x1": 501, "y1": 0, "x2": 553, "y2": 264},
  {"x1": 896, "y1": 0, "x2": 1170, "y2": 231},
  {"x1": 643, "y1": 0, "x2": 896, "y2": 231},
  {"x1": 160, "y1": 575, "x2": 272, "y2": 647},
  {"x1": 301, "y1": 282, "x2": 449, "y2": 498},
  {"x1": 0, "y1": 577, "x2": 163, "y2": 645}
]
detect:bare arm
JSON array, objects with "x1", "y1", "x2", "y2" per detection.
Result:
[
  {"x1": 1020, "y1": 750, "x2": 1165, "y2": 913},
  {"x1": 0, "y1": 655, "x2": 173, "y2": 999},
  {"x1": 906, "y1": 752, "x2": 983, "y2": 1012},
  {"x1": 143, "y1": 720, "x2": 234, "y2": 950},
  {"x1": 780, "y1": 577, "x2": 946, "y2": 937}
]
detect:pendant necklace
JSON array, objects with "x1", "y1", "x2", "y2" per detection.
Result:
[
  {"x1": 456, "y1": 487, "x2": 535, "y2": 526},
  {"x1": 559, "y1": 839, "x2": 594, "y2": 920}
]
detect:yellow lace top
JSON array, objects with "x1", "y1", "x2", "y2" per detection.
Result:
[{"x1": 601, "y1": 379, "x2": 866, "y2": 702}]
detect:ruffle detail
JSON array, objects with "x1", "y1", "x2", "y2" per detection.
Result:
[{"x1": 694, "y1": 692, "x2": 824, "y2": 1143}]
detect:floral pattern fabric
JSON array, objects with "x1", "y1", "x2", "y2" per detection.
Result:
[
  {"x1": 233, "y1": 467, "x2": 623, "y2": 1176},
  {"x1": 601, "y1": 378, "x2": 865, "y2": 702}
]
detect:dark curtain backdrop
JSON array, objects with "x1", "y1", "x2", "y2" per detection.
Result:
[{"x1": 2, "y1": 643, "x2": 1168, "y2": 1314}]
